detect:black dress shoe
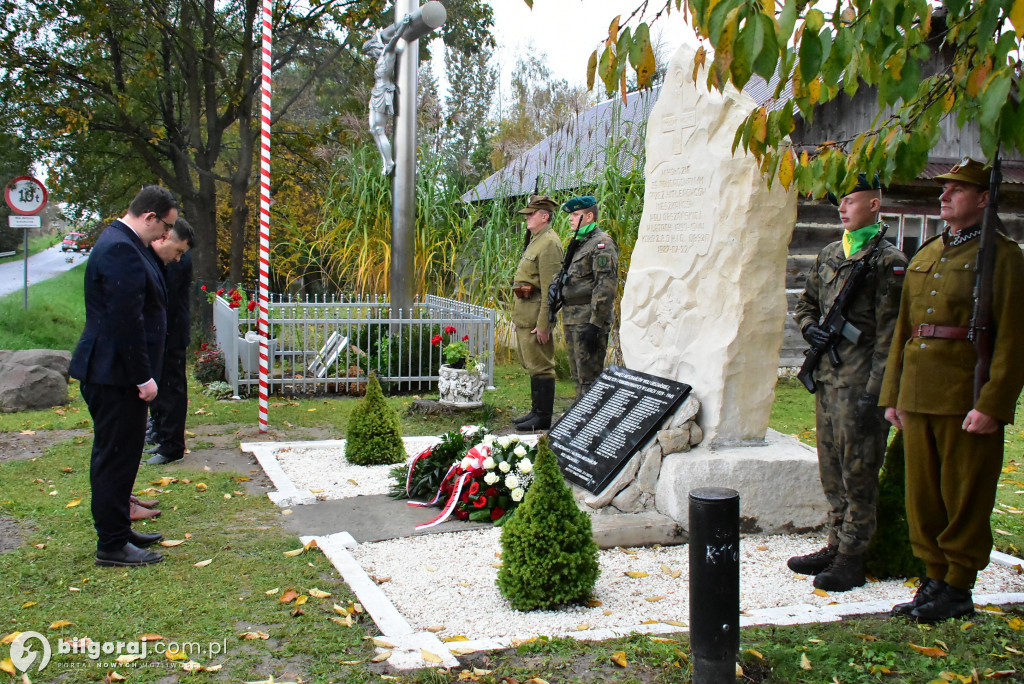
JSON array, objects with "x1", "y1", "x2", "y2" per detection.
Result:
[
  {"x1": 891, "y1": 577, "x2": 945, "y2": 617},
  {"x1": 145, "y1": 453, "x2": 182, "y2": 466},
  {"x1": 95, "y1": 542, "x2": 164, "y2": 567},
  {"x1": 128, "y1": 530, "x2": 163, "y2": 547},
  {"x1": 911, "y1": 584, "x2": 975, "y2": 623}
]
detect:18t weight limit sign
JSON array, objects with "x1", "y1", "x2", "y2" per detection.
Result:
[{"x1": 5, "y1": 176, "x2": 48, "y2": 215}]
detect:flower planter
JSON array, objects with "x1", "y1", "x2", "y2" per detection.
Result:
[
  {"x1": 238, "y1": 334, "x2": 278, "y2": 374},
  {"x1": 438, "y1": 363, "x2": 485, "y2": 408}
]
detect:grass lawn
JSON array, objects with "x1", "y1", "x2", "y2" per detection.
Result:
[{"x1": 0, "y1": 265, "x2": 86, "y2": 350}]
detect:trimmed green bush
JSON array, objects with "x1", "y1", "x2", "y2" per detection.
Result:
[
  {"x1": 865, "y1": 431, "x2": 925, "y2": 579},
  {"x1": 344, "y1": 374, "x2": 406, "y2": 466},
  {"x1": 497, "y1": 439, "x2": 599, "y2": 611}
]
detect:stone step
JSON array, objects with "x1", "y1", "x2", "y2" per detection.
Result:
[{"x1": 589, "y1": 511, "x2": 686, "y2": 549}]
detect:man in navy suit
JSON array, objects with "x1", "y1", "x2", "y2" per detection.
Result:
[{"x1": 71, "y1": 186, "x2": 178, "y2": 567}]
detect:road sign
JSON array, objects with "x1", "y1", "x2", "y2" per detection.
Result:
[
  {"x1": 4, "y1": 176, "x2": 48, "y2": 215},
  {"x1": 9, "y1": 215, "x2": 42, "y2": 228}
]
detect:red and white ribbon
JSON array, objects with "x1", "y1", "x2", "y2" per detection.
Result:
[
  {"x1": 256, "y1": 0, "x2": 272, "y2": 433},
  {"x1": 414, "y1": 472, "x2": 473, "y2": 530},
  {"x1": 405, "y1": 446, "x2": 434, "y2": 496},
  {"x1": 407, "y1": 462, "x2": 460, "y2": 507}
]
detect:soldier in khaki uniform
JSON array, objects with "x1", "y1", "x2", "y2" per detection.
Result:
[
  {"x1": 882, "y1": 158, "x2": 1024, "y2": 623},
  {"x1": 511, "y1": 195, "x2": 563, "y2": 431},
  {"x1": 788, "y1": 174, "x2": 908, "y2": 591},
  {"x1": 558, "y1": 196, "x2": 618, "y2": 398}
]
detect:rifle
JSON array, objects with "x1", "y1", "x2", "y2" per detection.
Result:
[
  {"x1": 970, "y1": 150, "x2": 1001, "y2": 402},
  {"x1": 797, "y1": 225, "x2": 889, "y2": 394},
  {"x1": 547, "y1": 224, "x2": 584, "y2": 324}
]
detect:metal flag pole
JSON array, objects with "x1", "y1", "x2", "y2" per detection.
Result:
[{"x1": 257, "y1": 0, "x2": 273, "y2": 433}]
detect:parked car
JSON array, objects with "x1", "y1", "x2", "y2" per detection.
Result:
[{"x1": 61, "y1": 231, "x2": 92, "y2": 252}]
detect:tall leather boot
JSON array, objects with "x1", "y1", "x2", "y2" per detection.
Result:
[
  {"x1": 513, "y1": 376, "x2": 540, "y2": 425},
  {"x1": 517, "y1": 377, "x2": 554, "y2": 431}
]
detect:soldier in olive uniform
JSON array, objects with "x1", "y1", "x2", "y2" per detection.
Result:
[
  {"x1": 788, "y1": 174, "x2": 908, "y2": 591},
  {"x1": 511, "y1": 195, "x2": 563, "y2": 431},
  {"x1": 557, "y1": 196, "x2": 619, "y2": 398},
  {"x1": 882, "y1": 158, "x2": 1024, "y2": 623}
]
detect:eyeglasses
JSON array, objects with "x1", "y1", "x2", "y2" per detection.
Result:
[{"x1": 152, "y1": 213, "x2": 174, "y2": 231}]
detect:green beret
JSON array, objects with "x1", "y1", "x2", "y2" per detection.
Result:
[
  {"x1": 827, "y1": 173, "x2": 882, "y2": 206},
  {"x1": 562, "y1": 195, "x2": 597, "y2": 213},
  {"x1": 933, "y1": 157, "x2": 991, "y2": 188}
]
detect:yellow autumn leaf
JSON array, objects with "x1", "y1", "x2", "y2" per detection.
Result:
[
  {"x1": 194, "y1": 483, "x2": 208, "y2": 492},
  {"x1": 181, "y1": 661, "x2": 203, "y2": 673},
  {"x1": 640, "y1": 620, "x2": 659, "y2": 625},
  {"x1": 869, "y1": 665, "x2": 892, "y2": 675},
  {"x1": 280, "y1": 589, "x2": 299, "y2": 603},
  {"x1": 1, "y1": 633, "x2": 22, "y2": 644},
  {"x1": 105, "y1": 672, "x2": 127, "y2": 683},
  {"x1": 442, "y1": 636, "x2": 470, "y2": 642},
  {"x1": 779, "y1": 148, "x2": 795, "y2": 189},
  {"x1": 645, "y1": 595, "x2": 666, "y2": 602},
  {"x1": 611, "y1": 651, "x2": 628, "y2": 667},
  {"x1": 855, "y1": 633, "x2": 879, "y2": 641},
  {"x1": 662, "y1": 620, "x2": 687, "y2": 627},
  {"x1": 426, "y1": 625, "x2": 444, "y2": 633},
  {"x1": 0, "y1": 659, "x2": 15, "y2": 676},
  {"x1": 746, "y1": 649, "x2": 764, "y2": 659},
  {"x1": 294, "y1": 595, "x2": 308, "y2": 605},
  {"x1": 813, "y1": 588, "x2": 829, "y2": 597},
  {"x1": 586, "y1": 599, "x2": 603, "y2": 607},
  {"x1": 138, "y1": 634, "x2": 164, "y2": 642},
  {"x1": 960, "y1": 622, "x2": 974, "y2": 631},
  {"x1": 308, "y1": 589, "x2": 331, "y2": 599},
  {"x1": 473, "y1": 668, "x2": 493, "y2": 676},
  {"x1": 526, "y1": 680, "x2": 550, "y2": 684},
  {"x1": 114, "y1": 654, "x2": 143, "y2": 664},
  {"x1": 801, "y1": 653, "x2": 812, "y2": 670},
  {"x1": 151, "y1": 477, "x2": 177, "y2": 486},
  {"x1": 193, "y1": 559, "x2": 213, "y2": 568},
  {"x1": 624, "y1": 571, "x2": 648, "y2": 578},
  {"x1": 238, "y1": 631, "x2": 269, "y2": 640},
  {"x1": 910, "y1": 642, "x2": 948, "y2": 658},
  {"x1": 339, "y1": 660, "x2": 362, "y2": 665},
  {"x1": 283, "y1": 548, "x2": 304, "y2": 557},
  {"x1": 159, "y1": 539, "x2": 185, "y2": 547},
  {"x1": 265, "y1": 587, "x2": 280, "y2": 595},
  {"x1": 372, "y1": 638, "x2": 395, "y2": 649},
  {"x1": 1006, "y1": 618, "x2": 1024, "y2": 631},
  {"x1": 309, "y1": 488, "x2": 324, "y2": 493},
  {"x1": 421, "y1": 650, "x2": 443, "y2": 663},
  {"x1": 22, "y1": 601, "x2": 36, "y2": 609},
  {"x1": 165, "y1": 648, "x2": 188, "y2": 661},
  {"x1": 49, "y1": 620, "x2": 73, "y2": 629},
  {"x1": 371, "y1": 650, "x2": 392, "y2": 663},
  {"x1": 65, "y1": 498, "x2": 82, "y2": 508}
]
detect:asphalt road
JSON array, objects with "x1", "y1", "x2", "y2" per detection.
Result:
[{"x1": 0, "y1": 243, "x2": 87, "y2": 300}]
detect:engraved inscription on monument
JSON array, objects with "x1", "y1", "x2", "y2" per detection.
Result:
[
  {"x1": 549, "y1": 366, "x2": 692, "y2": 494},
  {"x1": 641, "y1": 162, "x2": 713, "y2": 257}
]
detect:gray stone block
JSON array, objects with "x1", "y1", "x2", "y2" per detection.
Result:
[
  {"x1": 0, "y1": 362, "x2": 69, "y2": 412},
  {"x1": 7, "y1": 349, "x2": 72, "y2": 379},
  {"x1": 590, "y1": 511, "x2": 685, "y2": 549}
]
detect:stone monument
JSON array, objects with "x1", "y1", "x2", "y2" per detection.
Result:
[{"x1": 609, "y1": 43, "x2": 827, "y2": 535}]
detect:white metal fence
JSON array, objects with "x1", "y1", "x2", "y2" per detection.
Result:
[{"x1": 212, "y1": 294, "x2": 495, "y2": 396}]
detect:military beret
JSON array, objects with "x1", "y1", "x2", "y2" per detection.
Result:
[
  {"x1": 827, "y1": 173, "x2": 882, "y2": 206},
  {"x1": 933, "y1": 157, "x2": 991, "y2": 188},
  {"x1": 517, "y1": 194, "x2": 558, "y2": 215},
  {"x1": 562, "y1": 195, "x2": 597, "y2": 213}
]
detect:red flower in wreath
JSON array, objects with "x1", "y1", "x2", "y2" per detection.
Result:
[
  {"x1": 468, "y1": 481, "x2": 480, "y2": 496},
  {"x1": 455, "y1": 509, "x2": 469, "y2": 521},
  {"x1": 472, "y1": 496, "x2": 488, "y2": 509},
  {"x1": 490, "y1": 507, "x2": 505, "y2": 521}
]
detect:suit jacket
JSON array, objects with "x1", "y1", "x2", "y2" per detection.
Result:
[
  {"x1": 149, "y1": 248, "x2": 192, "y2": 351},
  {"x1": 70, "y1": 220, "x2": 168, "y2": 387}
]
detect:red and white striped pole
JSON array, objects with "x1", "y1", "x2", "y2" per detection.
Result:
[{"x1": 257, "y1": 0, "x2": 272, "y2": 433}]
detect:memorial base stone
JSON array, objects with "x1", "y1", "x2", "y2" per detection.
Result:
[{"x1": 655, "y1": 428, "x2": 828, "y2": 534}]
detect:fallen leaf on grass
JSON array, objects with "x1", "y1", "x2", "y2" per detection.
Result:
[
  {"x1": 527, "y1": 679, "x2": 550, "y2": 684},
  {"x1": 65, "y1": 498, "x2": 82, "y2": 508},
  {"x1": 48, "y1": 621, "x2": 73, "y2": 629},
  {"x1": 195, "y1": 483, "x2": 208, "y2": 492},
  {"x1": 936, "y1": 672, "x2": 970, "y2": 683},
  {"x1": 165, "y1": 649, "x2": 188, "y2": 661},
  {"x1": 238, "y1": 632, "x2": 269, "y2": 640},
  {"x1": 339, "y1": 660, "x2": 362, "y2": 665},
  {"x1": 150, "y1": 477, "x2": 177, "y2": 486},
  {"x1": 329, "y1": 616, "x2": 353, "y2": 627},
  {"x1": 48, "y1": 491, "x2": 58, "y2": 496},
  {"x1": 984, "y1": 670, "x2": 1017, "y2": 679},
  {"x1": 746, "y1": 649, "x2": 764, "y2": 659},
  {"x1": 371, "y1": 650, "x2": 392, "y2": 662},
  {"x1": 611, "y1": 651, "x2": 628, "y2": 667},
  {"x1": 1006, "y1": 618, "x2": 1024, "y2": 631},
  {"x1": 2, "y1": 633, "x2": 22, "y2": 644},
  {"x1": 290, "y1": 607, "x2": 304, "y2": 617},
  {"x1": 193, "y1": 559, "x2": 213, "y2": 568},
  {"x1": 114, "y1": 654, "x2": 143, "y2": 664},
  {"x1": 280, "y1": 590, "x2": 299, "y2": 604},
  {"x1": 910, "y1": 643, "x2": 948, "y2": 658},
  {"x1": 159, "y1": 540, "x2": 185, "y2": 547},
  {"x1": 800, "y1": 653, "x2": 812, "y2": 670},
  {"x1": 371, "y1": 638, "x2": 395, "y2": 649},
  {"x1": 21, "y1": 601, "x2": 36, "y2": 609},
  {"x1": 138, "y1": 634, "x2": 164, "y2": 642},
  {"x1": 0, "y1": 659, "x2": 15, "y2": 676},
  {"x1": 308, "y1": 589, "x2": 331, "y2": 599},
  {"x1": 294, "y1": 595, "x2": 308, "y2": 605}
]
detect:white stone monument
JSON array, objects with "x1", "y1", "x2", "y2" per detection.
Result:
[
  {"x1": 621, "y1": 44, "x2": 795, "y2": 446},
  {"x1": 615, "y1": 44, "x2": 827, "y2": 534}
]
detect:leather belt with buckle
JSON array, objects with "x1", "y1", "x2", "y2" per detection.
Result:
[{"x1": 912, "y1": 324, "x2": 970, "y2": 340}]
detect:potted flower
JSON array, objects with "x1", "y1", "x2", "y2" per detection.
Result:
[{"x1": 433, "y1": 326, "x2": 487, "y2": 408}]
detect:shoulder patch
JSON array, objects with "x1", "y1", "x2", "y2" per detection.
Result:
[
  {"x1": 596, "y1": 255, "x2": 609, "y2": 268},
  {"x1": 893, "y1": 265, "x2": 905, "y2": 276},
  {"x1": 597, "y1": 243, "x2": 605, "y2": 249}
]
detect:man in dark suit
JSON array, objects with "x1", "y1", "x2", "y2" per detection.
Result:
[
  {"x1": 145, "y1": 218, "x2": 195, "y2": 466},
  {"x1": 70, "y1": 186, "x2": 178, "y2": 567}
]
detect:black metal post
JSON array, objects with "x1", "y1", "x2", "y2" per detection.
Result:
[{"x1": 689, "y1": 487, "x2": 740, "y2": 682}]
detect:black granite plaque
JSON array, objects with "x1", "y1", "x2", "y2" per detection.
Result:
[{"x1": 548, "y1": 366, "x2": 692, "y2": 494}]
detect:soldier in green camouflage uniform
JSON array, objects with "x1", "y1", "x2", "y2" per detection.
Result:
[
  {"x1": 511, "y1": 195, "x2": 563, "y2": 432},
  {"x1": 558, "y1": 196, "x2": 619, "y2": 398},
  {"x1": 789, "y1": 174, "x2": 908, "y2": 591}
]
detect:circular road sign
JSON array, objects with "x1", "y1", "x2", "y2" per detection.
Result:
[{"x1": 5, "y1": 176, "x2": 48, "y2": 215}]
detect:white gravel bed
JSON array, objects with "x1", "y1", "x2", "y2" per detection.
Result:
[
  {"x1": 351, "y1": 529, "x2": 1024, "y2": 640},
  {"x1": 273, "y1": 437, "x2": 441, "y2": 500}
]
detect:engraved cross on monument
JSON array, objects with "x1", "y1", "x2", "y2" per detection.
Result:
[{"x1": 363, "y1": 1, "x2": 447, "y2": 316}]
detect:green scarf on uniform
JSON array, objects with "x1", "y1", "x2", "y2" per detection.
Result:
[
  {"x1": 842, "y1": 221, "x2": 880, "y2": 258},
  {"x1": 573, "y1": 221, "x2": 597, "y2": 240}
]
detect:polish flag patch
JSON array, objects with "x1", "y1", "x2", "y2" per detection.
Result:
[
  {"x1": 597, "y1": 243, "x2": 605, "y2": 249},
  {"x1": 893, "y1": 266, "x2": 906, "y2": 275}
]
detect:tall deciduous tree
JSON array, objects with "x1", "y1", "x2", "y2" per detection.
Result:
[
  {"x1": 441, "y1": 44, "x2": 497, "y2": 190},
  {"x1": 589, "y1": 0, "x2": 1024, "y2": 195}
]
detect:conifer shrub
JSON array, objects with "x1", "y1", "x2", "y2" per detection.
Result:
[
  {"x1": 497, "y1": 439, "x2": 599, "y2": 611},
  {"x1": 865, "y1": 431, "x2": 925, "y2": 579},
  {"x1": 344, "y1": 374, "x2": 406, "y2": 466}
]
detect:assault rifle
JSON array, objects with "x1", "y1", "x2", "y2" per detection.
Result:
[
  {"x1": 797, "y1": 225, "x2": 889, "y2": 394},
  {"x1": 970, "y1": 151, "x2": 1001, "y2": 402},
  {"x1": 547, "y1": 225, "x2": 584, "y2": 324}
]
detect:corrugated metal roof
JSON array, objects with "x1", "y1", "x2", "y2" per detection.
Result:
[{"x1": 920, "y1": 159, "x2": 1024, "y2": 185}]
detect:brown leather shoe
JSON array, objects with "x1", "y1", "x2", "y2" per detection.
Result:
[
  {"x1": 130, "y1": 495, "x2": 159, "y2": 508},
  {"x1": 130, "y1": 501, "x2": 161, "y2": 521}
]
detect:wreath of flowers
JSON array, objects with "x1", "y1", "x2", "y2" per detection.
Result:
[{"x1": 388, "y1": 425, "x2": 488, "y2": 501}]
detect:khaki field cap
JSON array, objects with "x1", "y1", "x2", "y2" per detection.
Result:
[
  {"x1": 517, "y1": 194, "x2": 558, "y2": 215},
  {"x1": 933, "y1": 157, "x2": 991, "y2": 187}
]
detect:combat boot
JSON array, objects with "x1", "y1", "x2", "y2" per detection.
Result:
[
  {"x1": 910, "y1": 584, "x2": 974, "y2": 623},
  {"x1": 517, "y1": 378, "x2": 554, "y2": 432},
  {"x1": 786, "y1": 545, "x2": 837, "y2": 575},
  {"x1": 891, "y1": 577, "x2": 946, "y2": 617},
  {"x1": 813, "y1": 553, "x2": 865, "y2": 591},
  {"x1": 512, "y1": 377, "x2": 541, "y2": 425}
]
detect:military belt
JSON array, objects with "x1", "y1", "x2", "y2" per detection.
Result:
[{"x1": 911, "y1": 324, "x2": 970, "y2": 340}]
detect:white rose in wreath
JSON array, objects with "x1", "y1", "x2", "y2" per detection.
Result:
[
  {"x1": 511, "y1": 487, "x2": 525, "y2": 502},
  {"x1": 497, "y1": 436, "x2": 513, "y2": 448},
  {"x1": 505, "y1": 474, "x2": 519, "y2": 490},
  {"x1": 498, "y1": 461, "x2": 511, "y2": 473},
  {"x1": 482, "y1": 456, "x2": 496, "y2": 470},
  {"x1": 513, "y1": 445, "x2": 527, "y2": 457},
  {"x1": 518, "y1": 458, "x2": 533, "y2": 474},
  {"x1": 484, "y1": 472, "x2": 499, "y2": 485}
]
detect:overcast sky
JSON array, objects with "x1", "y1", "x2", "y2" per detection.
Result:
[{"x1": 429, "y1": 0, "x2": 699, "y2": 103}]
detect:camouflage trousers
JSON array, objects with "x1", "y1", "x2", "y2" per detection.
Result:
[
  {"x1": 815, "y1": 382, "x2": 889, "y2": 556},
  {"x1": 563, "y1": 324, "x2": 608, "y2": 397}
]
